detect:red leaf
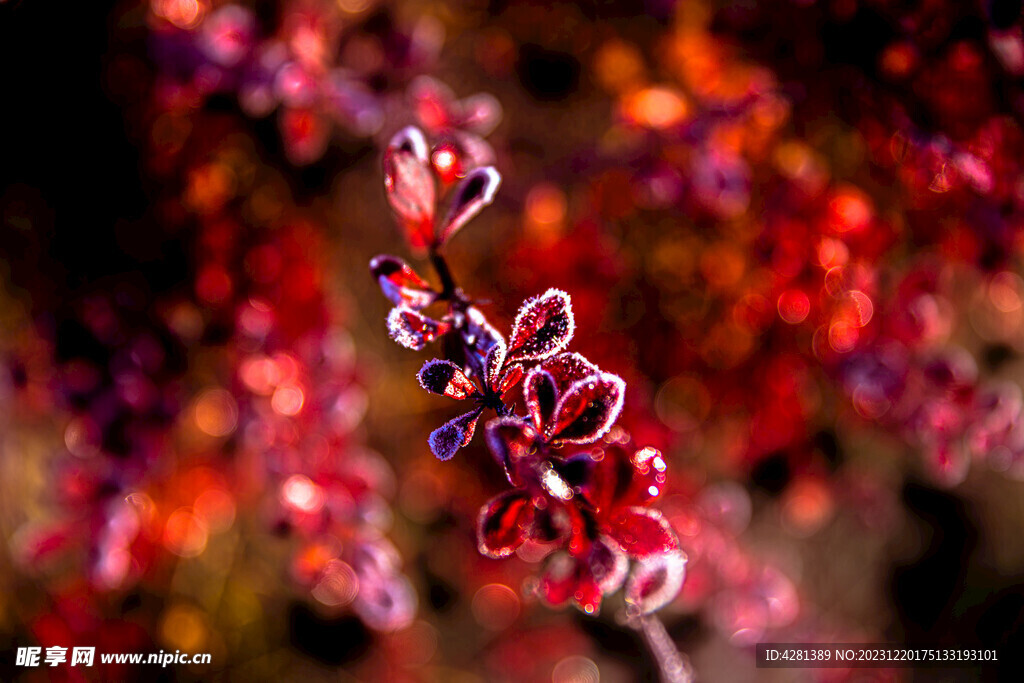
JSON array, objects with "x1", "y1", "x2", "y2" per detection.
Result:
[
  {"x1": 572, "y1": 445, "x2": 661, "y2": 514},
  {"x1": 370, "y1": 254, "x2": 436, "y2": 310},
  {"x1": 498, "y1": 363, "x2": 524, "y2": 394},
  {"x1": 539, "y1": 548, "x2": 609, "y2": 615},
  {"x1": 537, "y1": 552, "x2": 577, "y2": 607},
  {"x1": 573, "y1": 572, "x2": 604, "y2": 616},
  {"x1": 439, "y1": 166, "x2": 502, "y2": 245},
  {"x1": 387, "y1": 307, "x2": 449, "y2": 350},
  {"x1": 428, "y1": 409, "x2": 482, "y2": 461},
  {"x1": 549, "y1": 372, "x2": 625, "y2": 444},
  {"x1": 625, "y1": 550, "x2": 688, "y2": 614},
  {"x1": 477, "y1": 490, "x2": 534, "y2": 558},
  {"x1": 507, "y1": 289, "x2": 575, "y2": 363},
  {"x1": 456, "y1": 93, "x2": 502, "y2": 136},
  {"x1": 384, "y1": 127, "x2": 435, "y2": 249},
  {"x1": 409, "y1": 76, "x2": 456, "y2": 133},
  {"x1": 606, "y1": 507, "x2": 678, "y2": 558},
  {"x1": 418, "y1": 359, "x2": 478, "y2": 399},
  {"x1": 410, "y1": 76, "x2": 502, "y2": 136},
  {"x1": 529, "y1": 502, "x2": 571, "y2": 544},
  {"x1": 540, "y1": 352, "x2": 599, "y2": 393}
]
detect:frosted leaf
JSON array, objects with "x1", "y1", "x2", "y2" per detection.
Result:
[
  {"x1": 541, "y1": 352, "x2": 599, "y2": 393},
  {"x1": 370, "y1": 254, "x2": 436, "y2": 310},
  {"x1": 484, "y1": 338, "x2": 507, "y2": 389},
  {"x1": 524, "y1": 367, "x2": 558, "y2": 433},
  {"x1": 387, "y1": 307, "x2": 448, "y2": 350},
  {"x1": 477, "y1": 490, "x2": 534, "y2": 558},
  {"x1": 428, "y1": 409, "x2": 482, "y2": 461},
  {"x1": 549, "y1": 372, "x2": 625, "y2": 444},
  {"x1": 625, "y1": 550, "x2": 687, "y2": 615},
  {"x1": 507, "y1": 289, "x2": 575, "y2": 363},
  {"x1": 439, "y1": 166, "x2": 502, "y2": 245},
  {"x1": 607, "y1": 507, "x2": 678, "y2": 558},
  {"x1": 498, "y1": 363, "x2": 524, "y2": 394},
  {"x1": 384, "y1": 127, "x2": 435, "y2": 249},
  {"x1": 417, "y1": 359, "x2": 478, "y2": 399}
]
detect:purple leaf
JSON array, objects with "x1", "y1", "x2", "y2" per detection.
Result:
[
  {"x1": 549, "y1": 371, "x2": 625, "y2": 444},
  {"x1": 418, "y1": 359, "x2": 478, "y2": 399},
  {"x1": 477, "y1": 490, "x2": 534, "y2": 559},
  {"x1": 370, "y1": 255, "x2": 436, "y2": 310},
  {"x1": 428, "y1": 409, "x2": 482, "y2": 461},
  {"x1": 484, "y1": 417, "x2": 539, "y2": 486},
  {"x1": 507, "y1": 289, "x2": 575, "y2": 363},
  {"x1": 387, "y1": 307, "x2": 449, "y2": 351},
  {"x1": 439, "y1": 167, "x2": 502, "y2": 245},
  {"x1": 625, "y1": 550, "x2": 688, "y2": 615}
]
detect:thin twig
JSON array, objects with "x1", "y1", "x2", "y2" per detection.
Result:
[
  {"x1": 631, "y1": 612, "x2": 694, "y2": 683},
  {"x1": 429, "y1": 248, "x2": 458, "y2": 300}
]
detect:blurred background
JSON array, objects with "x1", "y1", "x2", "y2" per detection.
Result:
[{"x1": 3, "y1": 0, "x2": 1024, "y2": 680}]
